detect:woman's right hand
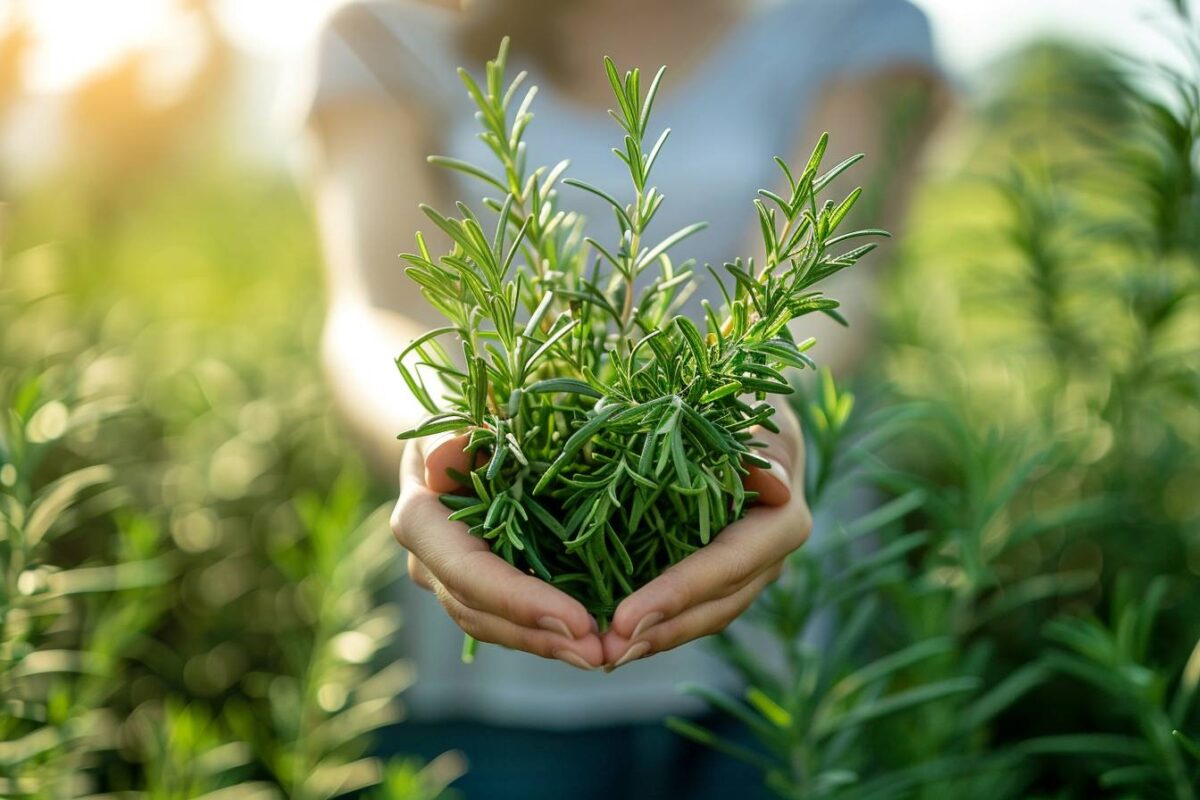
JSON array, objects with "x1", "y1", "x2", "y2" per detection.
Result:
[{"x1": 390, "y1": 433, "x2": 605, "y2": 670}]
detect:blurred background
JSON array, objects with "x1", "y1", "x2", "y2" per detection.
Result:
[{"x1": 0, "y1": 0, "x2": 1196, "y2": 798}]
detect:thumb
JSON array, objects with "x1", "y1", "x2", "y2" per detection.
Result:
[
  {"x1": 742, "y1": 428, "x2": 795, "y2": 507},
  {"x1": 421, "y1": 431, "x2": 476, "y2": 493},
  {"x1": 743, "y1": 459, "x2": 792, "y2": 507}
]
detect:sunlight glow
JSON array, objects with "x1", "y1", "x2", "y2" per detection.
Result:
[
  {"x1": 214, "y1": 0, "x2": 340, "y2": 58},
  {"x1": 8, "y1": 0, "x2": 1176, "y2": 98},
  {"x1": 21, "y1": 0, "x2": 179, "y2": 93},
  {"x1": 910, "y1": 0, "x2": 1178, "y2": 78}
]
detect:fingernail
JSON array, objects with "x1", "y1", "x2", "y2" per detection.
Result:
[
  {"x1": 606, "y1": 641, "x2": 651, "y2": 672},
  {"x1": 631, "y1": 612, "x2": 663, "y2": 640},
  {"x1": 554, "y1": 650, "x2": 597, "y2": 671},
  {"x1": 589, "y1": 616, "x2": 600, "y2": 635},
  {"x1": 762, "y1": 457, "x2": 790, "y2": 487},
  {"x1": 426, "y1": 431, "x2": 458, "y2": 453},
  {"x1": 538, "y1": 616, "x2": 575, "y2": 639}
]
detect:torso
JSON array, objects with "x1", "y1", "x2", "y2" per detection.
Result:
[
  {"x1": 431, "y1": 1, "x2": 830, "y2": 316},
  {"x1": 308, "y1": 0, "x2": 935, "y2": 726}
]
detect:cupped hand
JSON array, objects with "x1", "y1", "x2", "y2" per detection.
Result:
[
  {"x1": 600, "y1": 401, "x2": 811, "y2": 671},
  {"x1": 390, "y1": 432, "x2": 605, "y2": 670}
]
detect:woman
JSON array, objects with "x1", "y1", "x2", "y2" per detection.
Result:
[{"x1": 287, "y1": 0, "x2": 944, "y2": 795}]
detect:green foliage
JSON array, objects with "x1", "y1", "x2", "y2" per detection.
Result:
[
  {"x1": 0, "y1": 172, "x2": 447, "y2": 797},
  {"x1": 396, "y1": 40, "x2": 880, "y2": 622},
  {"x1": 1, "y1": 364, "x2": 172, "y2": 795},
  {"x1": 669, "y1": 381, "x2": 1036, "y2": 798},
  {"x1": 676, "y1": 2, "x2": 1200, "y2": 797},
  {"x1": 1025, "y1": 577, "x2": 1199, "y2": 796},
  {"x1": 0, "y1": 6, "x2": 1197, "y2": 798}
]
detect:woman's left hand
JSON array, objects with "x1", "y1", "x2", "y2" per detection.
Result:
[{"x1": 600, "y1": 400, "x2": 811, "y2": 670}]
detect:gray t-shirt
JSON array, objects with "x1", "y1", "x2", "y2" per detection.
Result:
[{"x1": 288, "y1": 0, "x2": 936, "y2": 728}]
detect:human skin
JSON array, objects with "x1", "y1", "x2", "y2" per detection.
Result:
[
  {"x1": 303, "y1": 0, "x2": 945, "y2": 669},
  {"x1": 390, "y1": 401, "x2": 809, "y2": 670}
]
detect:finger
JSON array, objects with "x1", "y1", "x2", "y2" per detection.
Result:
[
  {"x1": 753, "y1": 393, "x2": 802, "y2": 445},
  {"x1": 392, "y1": 486, "x2": 598, "y2": 639},
  {"x1": 608, "y1": 498, "x2": 811, "y2": 640},
  {"x1": 421, "y1": 432, "x2": 475, "y2": 493},
  {"x1": 406, "y1": 552, "x2": 435, "y2": 592},
  {"x1": 743, "y1": 461, "x2": 791, "y2": 507},
  {"x1": 401, "y1": 429, "x2": 490, "y2": 493},
  {"x1": 427, "y1": 573, "x2": 605, "y2": 669},
  {"x1": 743, "y1": 408, "x2": 805, "y2": 506},
  {"x1": 604, "y1": 564, "x2": 782, "y2": 668},
  {"x1": 399, "y1": 437, "x2": 596, "y2": 635}
]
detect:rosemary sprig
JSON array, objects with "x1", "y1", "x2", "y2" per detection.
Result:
[{"x1": 396, "y1": 39, "x2": 883, "y2": 624}]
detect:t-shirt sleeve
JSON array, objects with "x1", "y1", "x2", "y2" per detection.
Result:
[
  {"x1": 277, "y1": 0, "x2": 458, "y2": 132},
  {"x1": 758, "y1": 0, "x2": 943, "y2": 131},
  {"x1": 827, "y1": 0, "x2": 939, "y2": 78}
]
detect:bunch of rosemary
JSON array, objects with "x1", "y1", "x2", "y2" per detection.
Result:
[{"x1": 396, "y1": 40, "x2": 882, "y2": 624}]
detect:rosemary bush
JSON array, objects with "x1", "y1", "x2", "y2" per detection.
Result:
[
  {"x1": 2, "y1": 7, "x2": 1195, "y2": 797},
  {"x1": 668, "y1": 379, "x2": 1041, "y2": 798},
  {"x1": 0, "y1": 371, "x2": 170, "y2": 797},
  {"x1": 0, "y1": 175, "x2": 453, "y2": 798},
  {"x1": 674, "y1": 2, "x2": 1199, "y2": 796},
  {"x1": 397, "y1": 41, "x2": 881, "y2": 621}
]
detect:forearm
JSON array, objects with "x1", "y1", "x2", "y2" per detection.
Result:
[
  {"x1": 306, "y1": 99, "x2": 454, "y2": 480},
  {"x1": 321, "y1": 301, "x2": 432, "y2": 480}
]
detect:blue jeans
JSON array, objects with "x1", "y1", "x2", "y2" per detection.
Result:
[{"x1": 373, "y1": 714, "x2": 772, "y2": 800}]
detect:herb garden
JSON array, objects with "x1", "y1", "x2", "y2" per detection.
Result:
[{"x1": 0, "y1": 1, "x2": 1197, "y2": 797}]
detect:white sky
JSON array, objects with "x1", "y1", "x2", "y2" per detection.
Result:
[{"x1": 9, "y1": 0, "x2": 1180, "y2": 95}]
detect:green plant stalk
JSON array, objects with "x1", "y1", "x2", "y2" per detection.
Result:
[{"x1": 396, "y1": 39, "x2": 883, "y2": 627}]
